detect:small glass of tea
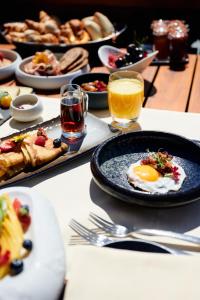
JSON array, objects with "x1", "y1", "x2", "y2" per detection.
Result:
[{"x1": 60, "y1": 84, "x2": 88, "y2": 139}]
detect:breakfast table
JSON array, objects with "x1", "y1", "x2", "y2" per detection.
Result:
[{"x1": 1, "y1": 43, "x2": 200, "y2": 299}]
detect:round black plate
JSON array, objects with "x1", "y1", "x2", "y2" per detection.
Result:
[
  {"x1": 91, "y1": 131, "x2": 200, "y2": 207},
  {"x1": 104, "y1": 239, "x2": 175, "y2": 254}
]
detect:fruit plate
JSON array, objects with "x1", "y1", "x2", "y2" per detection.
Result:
[
  {"x1": 0, "y1": 113, "x2": 116, "y2": 188},
  {"x1": 1, "y1": 186, "x2": 65, "y2": 300}
]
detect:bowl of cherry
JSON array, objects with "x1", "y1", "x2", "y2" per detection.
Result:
[{"x1": 98, "y1": 44, "x2": 158, "y2": 73}]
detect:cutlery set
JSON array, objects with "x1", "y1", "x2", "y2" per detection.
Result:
[{"x1": 69, "y1": 213, "x2": 200, "y2": 252}]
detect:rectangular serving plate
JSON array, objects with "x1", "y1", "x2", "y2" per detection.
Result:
[{"x1": 0, "y1": 113, "x2": 116, "y2": 188}]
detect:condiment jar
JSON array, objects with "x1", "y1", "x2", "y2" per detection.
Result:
[
  {"x1": 168, "y1": 22, "x2": 188, "y2": 66},
  {"x1": 151, "y1": 20, "x2": 170, "y2": 60}
]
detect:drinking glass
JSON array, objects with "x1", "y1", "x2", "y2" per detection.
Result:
[
  {"x1": 108, "y1": 70, "x2": 144, "y2": 130},
  {"x1": 60, "y1": 84, "x2": 88, "y2": 139}
]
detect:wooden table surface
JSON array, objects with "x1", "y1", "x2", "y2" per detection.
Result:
[{"x1": 1, "y1": 44, "x2": 200, "y2": 113}]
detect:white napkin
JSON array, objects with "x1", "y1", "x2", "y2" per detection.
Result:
[{"x1": 64, "y1": 245, "x2": 200, "y2": 300}]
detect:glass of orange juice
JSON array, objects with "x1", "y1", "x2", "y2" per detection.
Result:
[{"x1": 108, "y1": 70, "x2": 144, "y2": 130}]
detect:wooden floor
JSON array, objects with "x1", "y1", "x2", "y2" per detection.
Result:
[{"x1": 1, "y1": 43, "x2": 200, "y2": 113}]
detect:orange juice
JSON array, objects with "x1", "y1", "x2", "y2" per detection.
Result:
[{"x1": 108, "y1": 78, "x2": 144, "y2": 121}]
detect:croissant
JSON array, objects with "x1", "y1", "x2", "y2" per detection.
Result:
[
  {"x1": 4, "y1": 22, "x2": 28, "y2": 33},
  {"x1": 69, "y1": 19, "x2": 84, "y2": 34},
  {"x1": 39, "y1": 10, "x2": 51, "y2": 23},
  {"x1": 25, "y1": 19, "x2": 45, "y2": 34},
  {"x1": 76, "y1": 30, "x2": 90, "y2": 44},
  {"x1": 60, "y1": 23, "x2": 76, "y2": 43},
  {"x1": 39, "y1": 33, "x2": 59, "y2": 44},
  {"x1": 44, "y1": 20, "x2": 60, "y2": 36},
  {"x1": 59, "y1": 35, "x2": 69, "y2": 44},
  {"x1": 5, "y1": 32, "x2": 26, "y2": 43}
]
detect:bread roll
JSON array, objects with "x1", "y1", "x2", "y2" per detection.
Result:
[
  {"x1": 82, "y1": 19, "x2": 102, "y2": 40},
  {"x1": 94, "y1": 12, "x2": 114, "y2": 37}
]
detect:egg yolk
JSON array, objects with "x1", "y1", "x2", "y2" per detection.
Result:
[{"x1": 133, "y1": 165, "x2": 160, "y2": 181}]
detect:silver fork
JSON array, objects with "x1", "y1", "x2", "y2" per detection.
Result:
[
  {"x1": 89, "y1": 212, "x2": 200, "y2": 246},
  {"x1": 69, "y1": 219, "x2": 114, "y2": 247}
]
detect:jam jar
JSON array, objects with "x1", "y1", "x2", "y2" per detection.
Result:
[
  {"x1": 168, "y1": 21, "x2": 188, "y2": 66},
  {"x1": 151, "y1": 20, "x2": 170, "y2": 60}
]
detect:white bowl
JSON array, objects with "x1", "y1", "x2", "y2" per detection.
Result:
[
  {"x1": 15, "y1": 55, "x2": 90, "y2": 90},
  {"x1": 1, "y1": 187, "x2": 65, "y2": 300},
  {"x1": 98, "y1": 45, "x2": 158, "y2": 73},
  {"x1": 0, "y1": 49, "x2": 21, "y2": 80},
  {"x1": 10, "y1": 94, "x2": 43, "y2": 122}
]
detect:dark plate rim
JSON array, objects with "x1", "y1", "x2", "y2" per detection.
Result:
[
  {"x1": 90, "y1": 130, "x2": 200, "y2": 207},
  {"x1": 104, "y1": 238, "x2": 179, "y2": 254}
]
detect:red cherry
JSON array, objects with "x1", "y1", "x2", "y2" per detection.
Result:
[
  {"x1": 18, "y1": 214, "x2": 31, "y2": 232},
  {"x1": 35, "y1": 136, "x2": 46, "y2": 147}
]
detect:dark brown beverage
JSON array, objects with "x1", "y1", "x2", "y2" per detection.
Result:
[
  {"x1": 151, "y1": 20, "x2": 169, "y2": 60},
  {"x1": 61, "y1": 97, "x2": 85, "y2": 137}
]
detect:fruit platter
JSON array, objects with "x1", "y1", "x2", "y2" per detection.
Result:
[{"x1": 0, "y1": 186, "x2": 65, "y2": 300}]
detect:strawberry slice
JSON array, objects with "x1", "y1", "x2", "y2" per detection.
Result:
[
  {"x1": 37, "y1": 128, "x2": 48, "y2": 140},
  {"x1": 13, "y1": 198, "x2": 22, "y2": 215},
  {"x1": 35, "y1": 136, "x2": 46, "y2": 147},
  {"x1": 0, "y1": 248, "x2": 10, "y2": 266},
  {"x1": 18, "y1": 214, "x2": 31, "y2": 232},
  {"x1": 0, "y1": 140, "x2": 16, "y2": 153}
]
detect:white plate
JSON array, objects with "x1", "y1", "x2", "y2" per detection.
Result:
[
  {"x1": 0, "y1": 49, "x2": 21, "y2": 80},
  {"x1": 0, "y1": 186, "x2": 65, "y2": 300},
  {"x1": 98, "y1": 45, "x2": 158, "y2": 73},
  {"x1": 0, "y1": 113, "x2": 116, "y2": 188},
  {"x1": 15, "y1": 55, "x2": 90, "y2": 90}
]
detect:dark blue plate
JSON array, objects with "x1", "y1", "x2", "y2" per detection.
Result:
[
  {"x1": 104, "y1": 239, "x2": 177, "y2": 254},
  {"x1": 91, "y1": 131, "x2": 200, "y2": 207}
]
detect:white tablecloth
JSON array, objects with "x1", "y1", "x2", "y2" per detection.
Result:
[{"x1": 2, "y1": 97, "x2": 200, "y2": 299}]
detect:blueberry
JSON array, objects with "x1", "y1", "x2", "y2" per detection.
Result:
[
  {"x1": 23, "y1": 239, "x2": 33, "y2": 251},
  {"x1": 10, "y1": 259, "x2": 24, "y2": 276},
  {"x1": 53, "y1": 138, "x2": 61, "y2": 148},
  {"x1": 127, "y1": 43, "x2": 136, "y2": 54},
  {"x1": 21, "y1": 205, "x2": 29, "y2": 213},
  {"x1": 124, "y1": 53, "x2": 131, "y2": 63},
  {"x1": 115, "y1": 56, "x2": 126, "y2": 68}
]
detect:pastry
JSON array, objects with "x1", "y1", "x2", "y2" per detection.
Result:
[
  {"x1": 94, "y1": 12, "x2": 115, "y2": 37},
  {"x1": 25, "y1": 19, "x2": 45, "y2": 34},
  {"x1": 82, "y1": 18, "x2": 103, "y2": 40},
  {"x1": 3, "y1": 11, "x2": 114, "y2": 45},
  {"x1": 4, "y1": 22, "x2": 28, "y2": 33},
  {"x1": 0, "y1": 129, "x2": 68, "y2": 182}
]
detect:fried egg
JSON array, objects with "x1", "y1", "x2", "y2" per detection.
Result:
[{"x1": 127, "y1": 160, "x2": 186, "y2": 193}]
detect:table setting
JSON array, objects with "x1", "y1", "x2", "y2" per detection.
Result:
[{"x1": 1, "y1": 9, "x2": 200, "y2": 300}]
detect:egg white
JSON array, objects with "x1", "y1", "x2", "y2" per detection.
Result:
[{"x1": 127, "y1": 160, "x2": 186, "y2": 194}]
